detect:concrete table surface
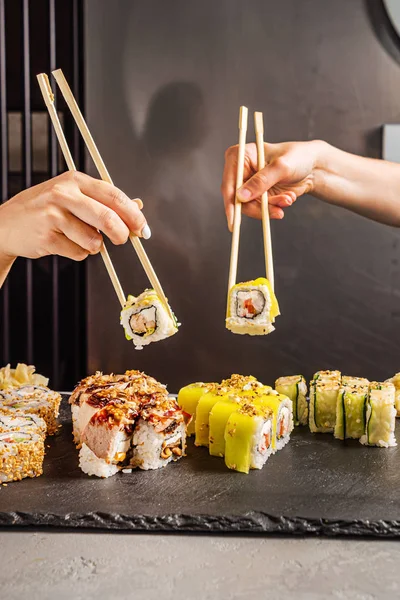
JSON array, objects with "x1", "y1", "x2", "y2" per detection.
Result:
[{"x1": 0, "y1": 533, "x2": 399, "y2": 600}]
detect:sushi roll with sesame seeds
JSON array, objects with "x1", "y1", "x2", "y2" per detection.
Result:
[
  {"x1": 360, "y1": 381, "x2": 397, "y2": 448},
  {"x1": 131, "y1": 394, "x2": 186, "y2": 470},
  {"x1": 0, "y1": 385, "x2": 61, "y2": 435},
  {"x1": 334, "y1": 376, "x2": 369, "y2": 440},
  {"x1": 226, "y1": 278, "x2": 279, "y2": 336},
  {"x1": 0, "y1": 412, "x2": 47, "y2": 438},
  {"x1": 120, "y1": 290, "x2": 179, "y2": 350},
  {"x1": 309, "y1": 371, "x2": 341, "y2": 433},
  {"x1": 275, "y1": 375, "x2": 308, "y2": 426},
  {"x1": 224, "y1": 403, "x2": 275, "y2": 474},
  {"x1": 385, "y1": 373, "x2": 400, "y2": 416},
  {"x1": 0, "y1": 429, "x2": 44, "y2": 482}
]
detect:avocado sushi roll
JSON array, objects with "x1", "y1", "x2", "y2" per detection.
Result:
[
  {"x1": 385, "y1": 373, "x2": 400, "y2": 416},
  {"x1": 226, "y1": 278, "x2": 280, "y2": 336},
  {"x1": 309, "y1": 371, "x2": 341, "y2": 433},
  {"x1": 209, "y1": 396, "x2": 243, "y2": 457},
  {"x1": 120, "y1": 290, "x2": 179, "y2": 349},
  {"x1": 360, "y1": 381, "x2": 396, "y2": 448},
  {"x1": 334, "y1": 376, "x2": 369, "y2": 440},
  {"x1": 275, "y1": 375, "x2": 308, "y2": 426},
  {"x1": 224, "y1": 403, "x2": 275, "y2": 474}
]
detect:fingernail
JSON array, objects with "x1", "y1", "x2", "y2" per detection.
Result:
[
  {"x1": 133, "y1": 198, "x2": 144, "y2": 210},
  {"x1": 237, "y1": 188, "x2": 251, "y2": 201},
  {"x1": 141, "y1": 224, "x2": 151, "y2": 240}
]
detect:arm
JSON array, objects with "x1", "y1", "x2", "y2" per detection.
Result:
[
  {"x1": 0, "y1": 171, "x2": 149, "y2": 288},
  {"x1": 222, "y1": 140, "x2": 400, "y2": 229}
]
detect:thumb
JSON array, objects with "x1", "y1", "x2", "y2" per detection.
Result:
[{"x1": 237, "y1": 158, "x2": 288, "y2": 202}]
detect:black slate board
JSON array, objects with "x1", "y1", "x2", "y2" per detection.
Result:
[{"x1": 1, "y1": 396, "x2": 400, "y2": 537}]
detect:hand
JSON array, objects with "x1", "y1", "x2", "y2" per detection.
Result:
[
  {"x1": 221, "y1": 140, "x2": 323, "y2": 230},
  {"x1": 0, "y1": 171, "x2": 149, "y2": 262}
]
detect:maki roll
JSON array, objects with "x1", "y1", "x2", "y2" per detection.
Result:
[
  {"x1": 177, "y1": 382, "x2": 217, "y2": 436},
  {"x1": 0, "y1": 412, "x2": 46, "y2": 438},
  {"x1": 194, "y1": 375, "x2": 260, "y2": 447},
  {"x1": 309, "y1": 371, "x2": 341, "y2": 433},
  {"x1": 334, "y1": 376, "x2": 369, "y2": 440},
  {"x1": 255, "y1": 391, "x2": 293, "y2": 451},
  {"x1": 81, "y1": 398, "x2": 140, "y2": 464},
  {"x1": 275, "y1": 375, "x2": 308, "y2": 426},
  {"x1": 120, "y1": 290, "x2": 179, "y2": 349},
  {"x1": 79, "y1": 443, "x2": 120, "y2": 478},
  {"x1": 385, "y1": 373, "x2": 400, "y2": 416},
  {"x1": 0, "y1": 385, "x2": 61, "y2": 435},
  {"x1": 131, "y1": 394, "x2": 186, "y2": 470},
  {"x1": 209, "y1": 397, "x2": 243, "y2": 457},
  {"x1": 0, "y1": 429, "x2": 44, "y2": 482},
  {"x1": 360, "y1": 381, "x2": 396, "y2": 448},
  {"x1": 224, "y1": 403, "x2": 275, "y2": 474},
  {"x1": 226, "y1": 278, "x2": 279, "y2": 336}
]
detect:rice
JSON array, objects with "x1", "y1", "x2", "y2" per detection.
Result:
[
  {"x1": 131, "y1": 420, "x2": 186, "y2": 470},
  {"x1": 78, "y1": 443, "x2": 120, "y2": 478}
]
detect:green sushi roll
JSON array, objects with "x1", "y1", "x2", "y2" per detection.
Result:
[
  {"x1": 309, "y1": 371, "x2": 341, "y2": 433},
  {"x1": 360, "y1": 381, "x2": 396, "y2": 447},
  {"x1": 334, "y1": 376, "x2": 369, "y2": 440},
  {"x1": 275, "y1": 375, "x2": 308, "y2": 426}
]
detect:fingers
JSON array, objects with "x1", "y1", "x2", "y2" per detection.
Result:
[
  {"x1": 76, "y1": 173, "x2": 147, "y2": 237},
  {"x1": 242, "y1": 200, "x2": 284, "y2": 221},
  {"x1": 236, "y1": 158, "x2": 291, "y2": 203},
  {"x1": 222, "y1": 143, "x2": 258, "y2": 231},
  {"x1": 59, "y1": 214, "x2": 103, "y2": 254},
  {"x1": 46, "y1": 232, "x2": 90, "y2": 261}
]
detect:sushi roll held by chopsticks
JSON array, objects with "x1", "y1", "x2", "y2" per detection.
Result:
[
  {"x1": 120, "y1": 290, "x2": 179, "y2": 350},
  {"x1": 226, "y1": 108, "x2": 278, "y2": 336}
]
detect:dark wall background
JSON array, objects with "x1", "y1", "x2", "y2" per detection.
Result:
[{"x1": 84, "y1": 0, "x2": 400, "y2": 392}]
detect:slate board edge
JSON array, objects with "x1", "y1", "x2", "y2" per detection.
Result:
[{"x1": 1, "y1": 511, "x2": 400, "y2": 537}]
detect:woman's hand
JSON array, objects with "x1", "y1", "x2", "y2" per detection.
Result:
[
  {"x1": 221, "y1": 140, "x2": 323, "y2": 230},
  {"x1": 0, "y1": 171, "x2": 149, "y2": 263}
]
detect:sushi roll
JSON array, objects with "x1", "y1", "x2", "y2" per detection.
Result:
[
  {"x1": 131, "y1": 394, "x2": 186, "y2": 470},
  {"x1": 385, "y1": 373, "x2": 400, "y2": 416},
  {"x1": 194, "y1": 375, "x2": 260, "y2": 447},
  {"x1": 70, "y1": 370, "x2": 167, "y2": 445},
  {"x1": 224, "y1": 403, "x2": 275, "y2": 474},
  {"x1": 177, "y1": 382, "x2": 217, "y2": 436},
  {"x1": 309, "y1": 371, "x2": 341, "y2": 433},
  {"x1": 254, "y1": 391, "x2": 293, "y2": 451},
  {"x1": 81, "y1": 398, "x2": 140, "y2": 464},
  {"x1": 360, "y1": 381, "x2": 397, "y2": 448},
  {"x1": 226, "y1": 278, "x2": 280, "y2": 336},
  {"x1": 275, "y1": 375, "x2": 308, "y2": 426},
  {"x1": 120, "y1": 290, "x2": 179, "y2": 349},
  {"x1": 0, "y1": 385, "x2": 61, "y2": 435},
  {"x1": 0, "y1": 429, "x2": 44, "y2": 482},
  {"x1": 0, "y1": 412, "x2": 47, "y2": 438},
  {"x1": 334, "y1": 376, "x2": 369, "y2": 440},
  {"x1": 79, "y1": 443, "x2": 120, "y2": 478},
  {"x1": 209, "y1": 396, "x2": 243, "y2": 457}
]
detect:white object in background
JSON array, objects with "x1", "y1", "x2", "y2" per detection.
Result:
[{"x1": 383, "y1": 124, "x2": 400, "y2": 162}]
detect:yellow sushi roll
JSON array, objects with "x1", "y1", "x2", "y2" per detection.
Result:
[
  {"x1": 177, "y1": 382, "x2": 217, "y2": 436},
  {"x1": 226, "y1": 278, "x2": 279, "y2": 336}
]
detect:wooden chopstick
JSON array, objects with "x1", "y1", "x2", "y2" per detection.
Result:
[
  {"x1": 37, "y1": 73, "x2": 126, "y2": 308},
  {"x1": 227, "y1": 106, "x2": 248, "y2": 314},
  {"x1": 51, "y1": 68, "x2": 174, "y2": 321},
  {"x1": 254, "y1": 111, "x2": 274, "y2": 292}
]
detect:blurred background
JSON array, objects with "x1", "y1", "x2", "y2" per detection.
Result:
[{"x1": 1, "y1": 0, "x2": 400, "y2": 391}]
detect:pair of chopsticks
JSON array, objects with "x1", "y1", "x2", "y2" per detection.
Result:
[
  {"x1": 37, "y1": 70, "x2": 173, "y2": 320},
  {"x1": 227, "y1": 106, "x2": 275, "y2": 300}
]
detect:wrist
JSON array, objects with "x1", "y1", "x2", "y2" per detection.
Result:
[{"x1": 311, "y1": 139, "x2": 333, "y2": 198}]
